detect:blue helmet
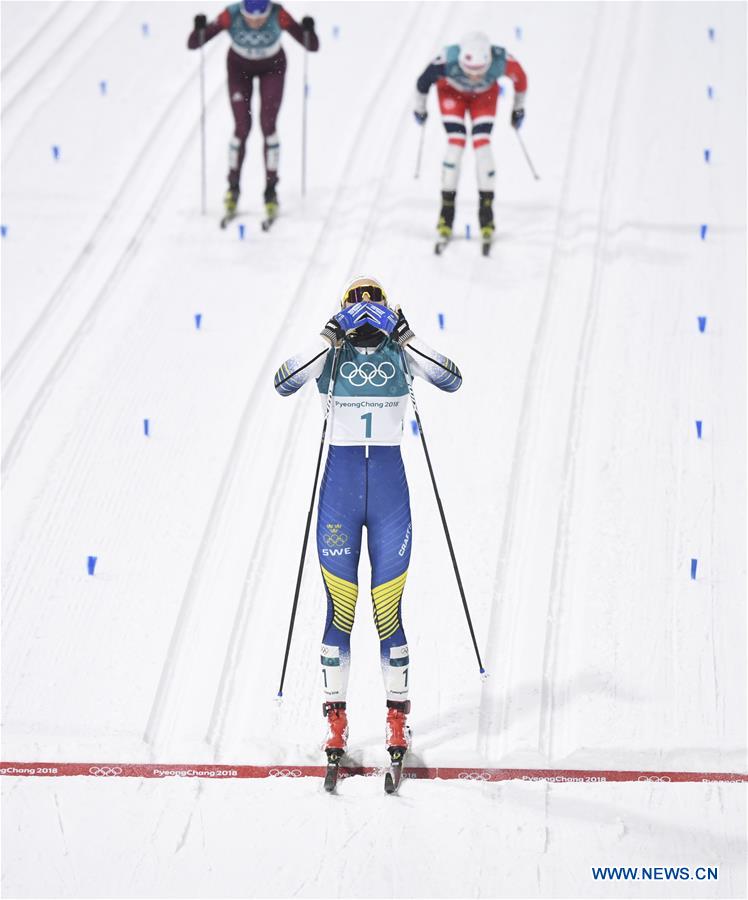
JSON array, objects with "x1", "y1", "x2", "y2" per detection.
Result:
[{"x1": 242, "y1": 0, "x2": 270, "y2": 15}]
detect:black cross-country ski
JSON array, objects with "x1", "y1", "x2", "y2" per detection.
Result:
[
  {"x1": 434, "y1": 237, "x2": 450, "y2": 255},
  {"x1": 384, "y1": 746, "x2": 406, "y2": 794},
  {"x1": 481, "y1": 237, "x2": 492, "y2": 257},
  {"x1": 260, "y1": 213, "x2": 278, "y2": 232},
  {"x1": 324, "y1": 749, "x2": 343, "y2": 793},
  {"x1": 220, "y1": 211, "x2": 237, "y2": 230}
]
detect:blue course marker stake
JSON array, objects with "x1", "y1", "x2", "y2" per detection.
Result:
[
  {"x1": 698, "y1": 316, "x2": 707, "y2": 333},
  {"x1": 704, "y1": 148, "x2": 710, "y2": 163},
  {"x1": 466, "y1": 223, "x2": 471, "y2": 240},
  {"x1": 99, "y1": 80, "x2": 107, "y2": 96},
  {"x1": 332, "y1": 24, "x2": 339, "y2": 38},
  {"x1": 707, "y1": 85, "x2": 713, "y2": 99},
  {"x1": 690, "y1": 558, "x2": 698, "y2": 580},
  {"x1": 142, "y1": 22, "x2": 149, "y2": 36},
  {"x1": 708, "y1": 27, "x2": 715, "y2": 41},
  {"x1": 1, "y1": 225, "x2": 7, "y2": 238},
  {"x1": 438, "y1": 313, "x2": 445, "y2": 330},
  {"x1": 195, "y1": 313, "x2": 202, "y2": 330},
  {"x1": 700, "y1": 224, "x2": 708, "y2": 240},
  {"x1": 52, "y1": 145, "x2": 60, "y2": 160},
  {"x1": 410, "y1": 420, "x2": 418, "y2": 436},
  {"x1": 695, "y1": 420, "x2": 703, "y2": 439},
  {"x1": 144, "y1": 418, "x2": 150, "y2": 437},
  {"x1": 515, "y1": 26, "x2": 522, "y2": 40},
  {"x1": 238, "y1": 223, "x2": 245, "y2": 240},
  {"x1": 87, "y1": 555, "x2": 97, "y2": 576}
]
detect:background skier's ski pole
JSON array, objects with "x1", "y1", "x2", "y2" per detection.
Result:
[
  {"x1": 400, "y1": 350, "x2": 486, "y2": 676},
  {"x1": 198, "y1": 24, "x2": 207, "y2": 214},
  {"x1": 277, "y1": 347, "x2": 340, "y2": 698},
  {"x1": 515, "y1": 130, "x2": 540, "y2": 181},
  {"x1": 301, "y1": 46, "x2": 309, "y2": 197},
  {"x1": 414, "y1": 123, "x2": 426, "y2": 179}
]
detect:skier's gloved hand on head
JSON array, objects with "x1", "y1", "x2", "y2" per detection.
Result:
[
  {"x1": 362, "y1": 302, "x2": 398, "y2": 335},
  {"x1": 511, "y1": 108, "x2": 525, "y2": 130},
  {"x1": 321, "y1": 302, "x2": 370, "y2": 346},
  {"x1": 392, "y1": 307, "x2": 415, "y2": 347},
  {"x1": 321, "y1": 316, "x2": 345, "y2": 348},
  {"x1": 194, "y1": 13, "x2": 207, "y2": 31}
]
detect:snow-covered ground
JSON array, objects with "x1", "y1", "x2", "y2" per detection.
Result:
[{"x1": 1, "y1": 1, "x2": 746, "y2": 897}]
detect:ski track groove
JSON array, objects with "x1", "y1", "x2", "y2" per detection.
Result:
[
  {"x1": 476, "y1": 5, "x2": 605, "y2": 751},
  {"x1": 143, "y1": 0, "x2": 442, "y2": 751},
  {"x1": 0, "y1": 40, "x2": 226, "y2": 479},
  {"x1": 0, "y1": 0, "x2": 69, "y2": 79},
  {"x1": 1, "y1": 3, "x2": 126, "y2": 148},
  {"x1": 538, "y1": 5, "x2": 639, "y2": 762}
]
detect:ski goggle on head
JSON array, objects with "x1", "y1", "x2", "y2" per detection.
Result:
[{"x1": 340, "y1": 276, "x2": 388, "y2": 308}]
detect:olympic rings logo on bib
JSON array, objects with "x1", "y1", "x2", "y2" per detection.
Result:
[{"x1": 340, "y1": 361, "x2": 396, "y2": 388}]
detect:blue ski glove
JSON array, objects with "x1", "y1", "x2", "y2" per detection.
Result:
[
  {"x1": 414, "y1": 110, "x2": 427, "y2": 125},
  {"x1": 321, "y1": 303, "x2": 369, "y2": 346},
  {"x1": 511, "y1": 108, "x2": 525, "y2": 130},
  {"x1": 335, "y1": 301, "x2": 372, "y2": 332},
  {"x1": 362, "y1": 302, "x2": 398, "y2": 335}
]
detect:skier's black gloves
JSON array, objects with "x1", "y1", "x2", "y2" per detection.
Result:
[
  {"x1": 321, "y1": 316, "x2": 346, "y2": 348},
  {"x1": 194, "y1": 14, "x2": 207, "y2": 31},
  {"x1": 301, "y1": 15, "x2": 315, "y2": 32},
  {"x1": 414, "y1": 110, "x2": 428, "y2": 125},
  {"x1": 511, "y1": 108, "x2": 525, "y2": 130},
  {"x1": 392, "y1": 307, "x2": 414, "y2": 347}
]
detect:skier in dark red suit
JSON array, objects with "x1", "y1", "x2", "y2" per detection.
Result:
[{"x1": 188, "y1": 0, "x2": 319, "y2": 224}]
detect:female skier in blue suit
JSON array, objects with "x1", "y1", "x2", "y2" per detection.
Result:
[{"x1": 273, "y1": 277, "x2": 462, "y2": 758}]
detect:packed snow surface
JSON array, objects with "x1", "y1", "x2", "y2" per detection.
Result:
[{"x1": 1, "y1": 1, "x2": 746, "y2": 897}]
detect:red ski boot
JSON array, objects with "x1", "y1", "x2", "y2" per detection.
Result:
[
  {"x1": 385, "y1": 700, "x2": 411, "y2": 752},
  {"x1": 323, "y1": 702, "x2": 348, "y2": 792},
  {"x1": 323, "y1": 702, "x2": 348, "y2": 754},
  {"x1": 384, "y1": 700, "x2": 410, "y2": 794}
]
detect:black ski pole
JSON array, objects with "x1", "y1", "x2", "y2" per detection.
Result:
[
  {"x1": 414, "y1": 123, "x2": 426, "y2": 180},
  {"x1": 198, "y1": 22, "x2": 207, "y2": 214},
  {"x1": 277, "y1": 346, "x2": 341, "y2": 698},
  {"x1": 515, "y1": 129, "x2": 540, "y2": 181},
  {"x1": 301, "y1": 45, "x2": 309, "y2": 197},
  {"x1": 400, "y1": 349, "x2": 486, "y2": 676}
]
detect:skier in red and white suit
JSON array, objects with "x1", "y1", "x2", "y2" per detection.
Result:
[{"x1": 414, "y1": 32, "x2": 527, "y2": 241}]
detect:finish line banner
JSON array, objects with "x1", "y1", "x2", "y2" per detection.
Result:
[{"x1": 1, "y1": 763, "x2": 746, "y2": 783}]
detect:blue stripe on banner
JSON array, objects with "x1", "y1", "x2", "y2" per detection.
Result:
[
  {"x1": 390, "y1": 656, "x2": 410, "y2": 667},
  {"x1": 321, "y1": 656, "x2": 340, "y2": 666}
]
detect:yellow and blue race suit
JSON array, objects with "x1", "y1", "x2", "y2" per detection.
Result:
[{"x1": 274, "y1": 333, "x2": 461, "y2": 703}]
